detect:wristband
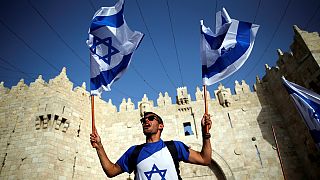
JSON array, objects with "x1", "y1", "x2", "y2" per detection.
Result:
[{"x1": 202, "y1": 132, "x2": 211, "y2": 139}]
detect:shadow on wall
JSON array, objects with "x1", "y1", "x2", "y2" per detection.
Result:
[
  {"x1": 255, "y1": 81, "x2": 306, "y2": 179},
  {"x1": 208, "y1": 159, "x2": 227, "y2": 180},
  {"x1": 255, "y1": 86, "x2": 278, "y2": 146}
]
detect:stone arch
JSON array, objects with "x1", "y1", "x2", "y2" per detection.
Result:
[
  {"x1": 211, "y1": 150, "x2": 235, "y2": 180},
  {"x1": 179, "y1": 143, "x2": 234, "y2": 180}
]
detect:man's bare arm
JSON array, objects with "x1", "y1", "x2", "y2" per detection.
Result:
[
  {"x1": 90, "y1": 131, "x2": 123, "y2": 178},
  {"x1": 187, "y1": 114, "x2": 212, "y2": 165}
]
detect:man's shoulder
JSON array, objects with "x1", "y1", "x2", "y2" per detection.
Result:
[
  {"x1": 170, "y1": 140, "x2": 188, "y2": 148},
  {"x1": 123, "y1": 144, "x2": 143, "y2": 157},
  {"x1": 164, "y1": 141, "x2": 189, "y2": 155},
  {"x1": 127, "y1": 144, "x2": 138, "y2": 152}
]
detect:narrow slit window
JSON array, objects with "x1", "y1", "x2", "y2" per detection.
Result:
[{"x1": 183, "y1": 122, "x2": 194, "y2": 136}]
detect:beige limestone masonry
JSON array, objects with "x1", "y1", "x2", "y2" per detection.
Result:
[{"x1": 0, "y1": 26, "x2": 319, "y2": 179}]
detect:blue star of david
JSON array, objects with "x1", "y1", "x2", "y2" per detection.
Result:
[
  {"x1": 144, "y1": 164, "x2": 167, "y2": 180},
  {"x1": 90, "y1": 36, "x2": 119, "y2": 65}
]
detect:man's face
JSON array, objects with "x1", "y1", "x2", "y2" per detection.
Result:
[{"x1": 140, "y1": 114, "x2": 162, "y2": 135}]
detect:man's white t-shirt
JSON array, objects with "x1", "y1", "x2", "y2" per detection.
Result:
[{"x1": 116, "y1": 139, "x2": 190, "y2": 180}]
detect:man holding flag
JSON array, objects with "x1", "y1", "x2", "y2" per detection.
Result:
[
  {"x1": 88, "y1": 0, "x2": 259, "y2": 179},
  {"x1": 90, "y1": 112, "x2": 212, "y2": 179},
  {"x1": 88, "y1": 0, "x2": 212, "y2": 179}
]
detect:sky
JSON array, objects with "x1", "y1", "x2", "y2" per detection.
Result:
[{"x1": 0, "y1": 0, "x2": 319, "y2": 108}]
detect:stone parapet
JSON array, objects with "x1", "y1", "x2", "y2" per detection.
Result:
[{"x1": 0, "y1": 25, "x2": 319, "y2": 180}]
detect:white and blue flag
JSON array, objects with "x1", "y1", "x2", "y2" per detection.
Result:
[
  {"x1": 282, "y1": 77, "x2": 320, "y2": 148},
  {"x1": 86, "y1": 0, "x2": 144, "y2": 96},
  {"x1": 201, "y1": 8, "x2": 259, "y2": 86}
]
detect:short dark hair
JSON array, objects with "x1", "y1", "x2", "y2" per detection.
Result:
[{"x1": 143, "y1": 112, "x2": 163, "y2": 124}]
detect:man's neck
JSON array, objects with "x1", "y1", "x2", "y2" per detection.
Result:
[{"x1": 145, "y1": 134, "x2": 161, "y2": 143}]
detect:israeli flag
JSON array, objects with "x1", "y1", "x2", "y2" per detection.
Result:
[
  {"x1": 201, "y1": 8, "x2": 259, "y2": 86},
  {"x1": 282, "y1": 77, "x2": 320, "y2": 148},
  {"x1": 86, "y1": 0, "x2": 144, "y2": 96}
]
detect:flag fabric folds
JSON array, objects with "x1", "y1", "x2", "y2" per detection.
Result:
[
  {"x1": 201, "y1": 8, "x2": 259, "y2": 86},
  {"x1": 282, "y1": 77, "x2": 320, "y2": 148},
  {"x1": 86, "y1": 0, "x2": 144, "y2": 96}
]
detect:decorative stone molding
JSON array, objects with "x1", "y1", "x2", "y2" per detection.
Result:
[
  {"x1": 195, "y1": 86, "x2": 211, "y2": 101},
  {"x1": 74, "y1": 82, "x2": 90, "y2": 97},
  {"x1": 138, "y1": 94, "x2": 154, "y2": 116},
  {"x1": 10, "y1": 79, "x2": 28, "y2": 93},
  {"x1": 0, "y1": 81, "x2": 9, "y2": 94},
  {"x1": 49, "y1": 67, "x2": 73, "y2": 91},
  {"x1": 119, "y1": 98, "x2": 127, "y2": 112},
  {"x1": 127, "y1": 98, "x2": 135, "y2": 111},
  {"x1": 120, "y1": 98, "x2": 136, "y2": 112},
  {"x1": 176, "y1": 87, "x2": 191, "y2": 105},
  {"x1": 30, "y1": 75, "x2": 46, "y2": 88},
  {"x1": 177, "y1": 106, "x2": 191, "y2": 112},
  {"x1": 234, "y1": 80, "x2": 251, "y2": 95},
  {"x1": 215, "y1": 84, "x2": 232, "y2": 107},
  {"x1": 157, "y1": 92, "x2": 172, "y2": 107},
  {"x1": 36, "y1": 113, "x2": 70, "y2": 132}
]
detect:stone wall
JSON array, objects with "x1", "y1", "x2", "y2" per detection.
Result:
[
  {"x1": 0, "y1": 26, "x2": 319, "y2": 179},
  {"x1": 0, "y1": 74, "x2": 285, "y2": 179},
  {"x1": 260, "y1": 26, "x2": 320, "y2": 179}
]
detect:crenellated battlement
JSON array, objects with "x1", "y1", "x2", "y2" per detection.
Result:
[
  {"x1": 0, "y1": 66, "x2": 259, "y2": 114},
  {"x1": 0, "y1": 25, "x2": 319, "y2": 180},
  {"x1": 1, "y1": 68, "x2": 81, "y2": 95}
]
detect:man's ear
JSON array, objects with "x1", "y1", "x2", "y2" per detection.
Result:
[{"x1": 159, "y1": 124, "x2": 164, "y2": 130}]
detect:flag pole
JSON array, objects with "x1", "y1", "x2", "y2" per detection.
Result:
[
  {"x1": 272, "y1": 125, "x2": 286, "y2": 180},
  {"x1": 203, "y1": 85, "x2": 209, "y2": 133},
  {"x1": 91, "y1": 95, "x2": 96, "y2": 133}
]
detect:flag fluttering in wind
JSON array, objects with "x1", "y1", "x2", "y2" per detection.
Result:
[
  {"x1": 86, "y1": 0, "x2": 144, "y2": 96},
  {"x1": 201, "y1": 8, "x2": 259, "y2": 86},
  {"x1": 282, "y1": 77, "x2": 320, "y2": 148}
]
